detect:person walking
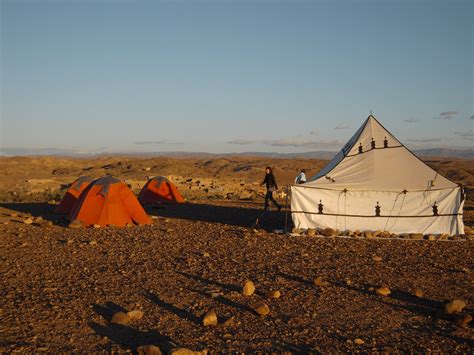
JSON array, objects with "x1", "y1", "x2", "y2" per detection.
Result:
[
  {"x1": 260, "y1": 167, "x2": 282, "y2": 211},
  {"x1": 294, "y1": 169, "x2": 307, "y2": 184}
]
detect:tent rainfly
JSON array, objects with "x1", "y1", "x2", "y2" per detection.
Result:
[{"x1": 291, "y1": 115, "x2": 465, "y2": 235}]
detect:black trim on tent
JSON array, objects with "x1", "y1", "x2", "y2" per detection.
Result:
[{"x1": 291, "y1": 211, "x2": 462, "y2": 218}]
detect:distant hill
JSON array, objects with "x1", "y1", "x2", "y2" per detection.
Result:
[{"x1": 1, "y1": 148, "x2": 473, "y2": 160}]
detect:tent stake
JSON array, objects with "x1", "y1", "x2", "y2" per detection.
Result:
[{"x1": 284, "y1": 185, "x2": 289, "y2": 233}]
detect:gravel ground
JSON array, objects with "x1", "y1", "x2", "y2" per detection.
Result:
[{"x1": 0, "y1": 201, "x2": 473, "y2": 353}]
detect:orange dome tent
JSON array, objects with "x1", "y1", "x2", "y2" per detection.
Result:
[
  {"x1": 138, "y1": 176, "x2": 185, "y2": 205},
  {"x1": 56, "y1": 176, "x2": 94, "y2": 214},
  {"x1": 69, "y1": 176, "x2": 152, "y2": 227}
]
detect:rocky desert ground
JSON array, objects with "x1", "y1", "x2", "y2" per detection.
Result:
[{"x1": 0, "y1": 155, "x2": 473, "y2": 353}]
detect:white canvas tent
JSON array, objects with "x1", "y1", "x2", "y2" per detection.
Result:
[{"x1": 291, "y1": 115, "x2": 465, "y2": 235}]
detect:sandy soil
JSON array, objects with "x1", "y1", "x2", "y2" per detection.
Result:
[{"x1": 0, "y1": 156, "x2": 473, "y2": 352}]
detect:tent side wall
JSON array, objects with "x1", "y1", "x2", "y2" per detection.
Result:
[{"x1": 291, "y1": 185, "x2": 464, "y2": 235}]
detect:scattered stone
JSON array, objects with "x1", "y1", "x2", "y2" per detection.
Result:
[
  {"x1": 345, "y1": 279, "x2": 352, "y2": 286},
  {"x1": 202, "y1": 252, "x2": 211, "y2": 258},
  {"x1": 23, "y1": 218, "x2": 33, "y2": 225},
  {"x1": 372, "y1": 256, "x2": 382, "y2": 262},
  {"x1": 412, "y1": 288, "x2": 424, "y2": 298},
  {"x1": 321, "y1": 228, "x2": 335, "y2": 237},
  {"x1": 202, "y1": 309, "x2": 218, "y2": 326},
  {"x1": 68, "y1": 219, "x2": 83, "y2": 229},
  {"x1": 427, "y1": 234, "x2": 436, "y2": 241},
  {"x1": 313, "y1": 276, "x2": 329, "y2": 287},
  {"x1": 410, "y1": 233, "x2": 424, "y2": 240},
  {"x1": 444, "y1": 299, "x2": 466, "y2": 314},
  {"x1": 292, "y1": 227, "x2": 302, "y2": 234},
  {"x1": 137, "y1": 345, "x2": 162, "y2": 355},
  {"x1": 266, "y1": 290, "x2": 281, "y2": 299},
  {"x1": 376, "y1": 287, "x2": 391, "y2": 297},
  {"x1": 127, "y1": 310, "x2": 144, "y2": 321},
  {"x1": 242, "y1": 280, "x2": 255, "y2": 296},
  {"x1": 363, "y1": 231, "x2": 374, "y2": 238},
  {"x1": 111, "y1": 312, "x2": 131, "y2": 325},
  {"x1": 307, "y1": 228, "x2": 317, "y2": 237},
  {"x1": 93, "y1": 224, "x2": 101, "y2": 228},
  {"x1": 89, "y1": 240, "x2": 98, "y2": 246},
  {"x1": 254, "y1": 301, "x2": 270, "y2": 316},
  {"x1": 354, "y1": 338, "x2": 364, "y2": 345},
  {"x1": 457, "y1": 314, "x2": 472, "y2": 327}
]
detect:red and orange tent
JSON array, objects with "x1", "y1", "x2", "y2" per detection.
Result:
[
  {"x1": 138, "y1": 176, "x2": 185, "y2": 205},
  {"x1": 56, "y1": 176, "x2": 94, "y2": 214},
  {"x1": 69, "y1": 176, "x2": 151, "y2": 227}
]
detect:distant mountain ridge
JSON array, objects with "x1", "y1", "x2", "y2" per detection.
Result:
[{"x1": 1, "y1": 147, "x2": 473, "y2": 159}]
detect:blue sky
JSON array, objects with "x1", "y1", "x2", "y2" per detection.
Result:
[{"x1": 1, "y1": 0, "x2": 472, "y2": 154}]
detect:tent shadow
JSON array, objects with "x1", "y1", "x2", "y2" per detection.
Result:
[
  {"x1": 147, "y1": 201, "x2": 286, "y2": 231},
  {"x1": 90, "y1": 302, "x2": 173, "y2": 352},
  {"x1": 0, "y1": 202, "x2": 61, "y2": 224},
  {"x1": 144, "y1": 290, "x2": 201, "y2": 325}
]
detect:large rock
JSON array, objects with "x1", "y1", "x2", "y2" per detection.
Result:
[
  {"x1": 444, "y1": 299, "x2": 466, "y2": 314},
  {"x1": 202, "y1": 309, "x2": 218, "y2": 326},
  {"x1": 376, "y1": 287, "x2": 391, "y2": 297},
  {"x1": 111, "y1": 312, "x2": 131, "y2": 325},
  {"x1": 242, "y1": 280, "x2": 255, "y2": 296},
  {"x1": 254, "y1": 301, "x2": 270, "y2": 316},
  {"x1": 266, "y1": 290, "x2": 281, "y2": 299}
]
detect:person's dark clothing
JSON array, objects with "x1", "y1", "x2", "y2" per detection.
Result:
[
  {"x1": 262, "y1": 173, "x2": 278, "y2": 191},
  {"x1": 265, "y1": 190, "x2": 281, "y2": 210},
  {"x1": 261, "y1": 172, "x2": 281, "y2": 210}
]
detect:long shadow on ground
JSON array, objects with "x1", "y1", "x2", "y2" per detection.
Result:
[
  {"x1": 0, "y1": 202, "x2": 62, "y2": 223},
  {"x1": 148, "y1": 201, "x2": 288, "y2": 231},
  {"x1": 90, "y1": 301, "x2": 174, "y2": 352}
]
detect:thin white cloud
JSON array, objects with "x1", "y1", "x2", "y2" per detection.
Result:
[
  {"x1": 403, "y1": 118, "x2": 419, "y2": 123},
  {"x1": 334, "y1": 123, "x2": 350, "y2": 130},
  {"x1": 406, "y1": 138, "x2": 442, "y2": 143},
  {"x1": 435, "y1": 111, "x2": 458, "y2": 119},
  {"x1": 227, "y1": 139, "x2": 255, "y2": 145},
  {"x1": 134, "y1": 140, "x2": 184, "y2": 145}
]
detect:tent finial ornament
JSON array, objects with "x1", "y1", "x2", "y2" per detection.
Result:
[
  {"x1": 375, "y1": 202, "x2": 381, "y2": 216},
  {"x1": 318, "y1": 200, "x2": 324, "y2": 214},
  {"x1": 358, "y1": 143, "x2": 363, "y2": 154},
  {"x1": 384, "y1": 137, "x2": 388, "y2": 148},
  {"x1": 432, "y1": 202, "x2": 438, "y2": 216},
  {"x1": 371, "y1": 138, "x2": 376, "y2": 149}
]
